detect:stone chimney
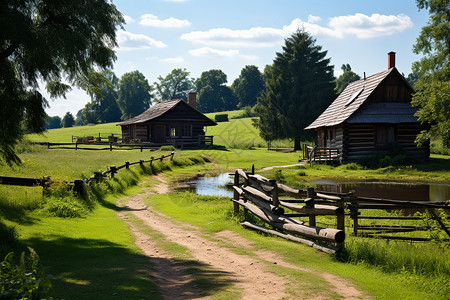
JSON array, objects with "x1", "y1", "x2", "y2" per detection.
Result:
[
  {"x1": 187, "y1": 92, "x2": 197, "y2": 108},
  {"x1": 388, "y1": 51, "x2": 396, "y2": 69}
]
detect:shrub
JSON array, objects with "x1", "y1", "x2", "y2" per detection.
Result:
[
  {"x1": 0, "y1": 248, "x2": 52, "y2": 299},
  {"x1": 159, "y1": 145, "x2": 175, "y2": 151},
  {"x1": 214, "y1": 114, "x2": 228, "y2": 122}
]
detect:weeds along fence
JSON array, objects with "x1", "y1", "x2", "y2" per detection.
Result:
[
  {"x1": 232, "y1": 169, "x2": 450, "y2": 254},
  {"x1": 0, "y1": 152, "x2": 175, "y2": 194}
]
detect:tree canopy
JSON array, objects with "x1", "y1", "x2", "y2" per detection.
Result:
[
  {"x1": 411, "y1": 0, "x2": 450, "y2": 147},
  {"x1": 154, "y1": 68, "x2": 194, "y2": 102},
  {"x1": 335, "y1": 64, "x2": 361, "y2": 94},
  {"x1": 254, "y1": 30, "x2": 335, "y2": 150},
  {"x1": 61, "y1": 112, "x2": 75, "y2": 128},
  {"x1": 0, "y1": 0, "x2": 124, "y2": 164},
  {"x1": 232, "y1": 65, "x2": 265, "y2": 108},
  {"x1": 117, "y1": 71, "x2": 153, "y2": 120},
  {"x1": 195, "y1": 69, "x2": 238, "y2": 113}
]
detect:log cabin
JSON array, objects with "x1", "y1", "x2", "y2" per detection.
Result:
[
  {"x1": 118, "y1": 92, "x2": 217, "y2": 146},
  {"x1": 305, "y1": 52, "x2": 429, "y2": 162}
]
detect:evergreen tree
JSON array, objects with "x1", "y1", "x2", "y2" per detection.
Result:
[
  {"x1": 254, "y1": 30, "x2": 335, "y2": 150},
  {"x1": 61, "y1": 112, "x2": 75, "y2": 128},
  {"x1": 45, "y1": 116, "x2": 62, "y2": 130}
]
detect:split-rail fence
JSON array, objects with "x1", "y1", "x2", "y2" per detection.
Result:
[
  {"x1": 0, "y1": 152, "x2": 175, "y2": 194},
  {"x1": 232, "y1": 168, "x2": 450, "y2": 254}
]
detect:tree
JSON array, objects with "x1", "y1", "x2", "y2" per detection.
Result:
[
  {"x1": 154, "y1": 68, "x2": 194, "y2": 102},
  {"x1": 411, "y1": 0, "x2": 450, "y2": 147},
  {"x1": 74, "y1": 109, "x2": 86, "y2": 126},
  {"x1": 45, "y1": 116, "x2": 62, "y2": 130},
  {"x1": 254, "y1": 30, "x2": 335, "y2": 150},
  {"x1": 335, "y1": 64, "x2": 361, "y2": 94},
  {"x1": 61, "y1": 112, "x2": 75, "y2": 128},
  {"x1": 0, "y1": 0, "x2": 124, "y2": 165},
  {"x1": 117, "y1": 71, "x2": 153, "y2": 120},
  {"x1": 85, "y1": 70, "x2": 122, "y2": 123},
  {"x1": 195, "y1": 69, "x2": 238, "y2": 113},
  {"x1": 232, "y1": 65, "x2": 265, "y2": 108}
]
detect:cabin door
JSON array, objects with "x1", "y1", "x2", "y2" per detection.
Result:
[{"x1": 154, "y1": 125, "x2": 165, "y2": 143}]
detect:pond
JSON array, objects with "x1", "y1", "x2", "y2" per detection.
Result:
[
  {"x1": 180, "y1": 173, "x2": 233, "y2": 197},
  {"x1": 182, "y1": 173, "x2": 450, "y2": 203},
  {"x1": 312, "y1": 179, "x2": 450, "y2": 202}
]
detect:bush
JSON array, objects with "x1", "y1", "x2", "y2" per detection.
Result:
[
  {"x1": 159, "y1": 145, "x2": 176, "y2": 151},
  {"x1": 214, "y1": 114, "x2": 228, "y2": 122},
  {"x1": 0, "y1": 248, "x2": 52, "y2": 299}
]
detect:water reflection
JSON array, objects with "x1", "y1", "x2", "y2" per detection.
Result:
[
  {"x1": 312, "y1": 180, "x2": 450, "y2": 202},
  {"x1": 182, "y1": 173, "x2": 233, "y2": 197}
]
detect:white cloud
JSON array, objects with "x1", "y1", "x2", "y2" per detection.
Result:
[
  {"x1": 308, "y1": 15, "x2": 322, "y2": 23},
  {"x1": 162, "y1": 56, "x2": 184, "y2": 63},
  {"x1": 140, "y1": 14, "x2": 191, "y2": 28},
  {"x1": 123, "y1": 15, "x2": 135, "y2": 24},
  {"x1": 189, "y1": 47, "x2": 258, "y2": 60},
  {"x1": 181, "y1": 13, "x2": 413, "y2": 48},
  {"x1": 117, "y1": 30, "x2": 167, "y2": 51},
  {"x1": 329, "y1": 13, "x2": 413, "y2": 39}
]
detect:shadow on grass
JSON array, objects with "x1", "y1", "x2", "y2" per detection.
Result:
[
  {"x1": 0, "y1": 206, "x2": 40, "y2": 225},
  {"x1": 24, "y1": 236, "x2": 233, "y2": 299},
  {"x1": 415, "y1": 157, "x2": 450, "y2": 172}
]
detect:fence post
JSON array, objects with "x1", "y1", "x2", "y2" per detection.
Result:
[
  {"x1": 307, "y1": 187, "x2": 316, "y2": 226},
  {"x1": 269, "y1": 179, "x2": 279, "y2": 208},
  {"x1": 150, "y1": 157, "x2": 154, "y2": 166},
  {"x1": 125, "y1": 161, "x2": 130, "y2": 170},
  {"x1": 348, "y1": 191, "x2": 358, "y2": 236},
  {"x1": 160, "y1": 155, "x2": 164, "y2": 162},
  {"x1": 110, "y1": 142, "x2": 112, "y2": 151},
  {"x1": 109, "y1": 166, "x2": 117, "y2": 178},
  {"x1": 336, "y1": 193, "x2": 347, "y2": 250},
  {"x1": 139, "y1": 160, "x2": 144, "y2": 167},
  {"x1": 140, "y1": 145, "x2": 143, "y2": 152},
  {"x1": 73, "y1": 180, "x2": 84, "y2": 195},
  {"x1": 171, "y1": 151, "x2": 175, "y2": 161},
  {"x1": 233, "y1": 170, "x2": 240, "y2": 215}
]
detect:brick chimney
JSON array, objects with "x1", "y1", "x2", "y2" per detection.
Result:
[
  {"x1": 187, "y1": 92, "x2": 197, "y2": 108},
  {"x1": 388, "y1": 51, "x2": 396, "y2": 69}
]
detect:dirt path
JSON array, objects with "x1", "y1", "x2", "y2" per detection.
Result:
[{"x1": 118, "y1": 176, "x2": 368, "y2": 299}]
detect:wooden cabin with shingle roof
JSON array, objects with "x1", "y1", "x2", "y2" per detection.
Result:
[
  {"x1": 118, "y1": 92, "x2": 217, "y2": 146},
  {"x1": 305, "y1": 52, "x2": 429, "y2": 162}
]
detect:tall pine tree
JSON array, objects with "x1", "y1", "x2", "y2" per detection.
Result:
[{"x1": 254, "y1": 30, "x2": 335, "y2": 150}]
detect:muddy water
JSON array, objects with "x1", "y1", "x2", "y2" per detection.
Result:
[
  {"x1": 180, "y1": 173, "x2": 233, "y2": 197},
  {"x1": 312, "y1": 179, "x2": 450, "y2": 202}
]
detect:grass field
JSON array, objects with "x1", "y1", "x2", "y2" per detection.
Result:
[{"x1": 1, "y1": 111, "x2": 450, "y2": 299}]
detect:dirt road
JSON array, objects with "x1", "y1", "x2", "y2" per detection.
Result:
[{"x1": 118, "y1": 176, "x2": 367, "y2": 299}]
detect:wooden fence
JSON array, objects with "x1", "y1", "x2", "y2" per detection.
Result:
[
  {"x1": 303, "y1": 145, "x2": 341, "y2": 164},
  {"x1": 34, "y1": 142, "x2": 161, "y2": 152},
  {"x1": 232, "y1": 169, "x2": 450, "y2": 254},
  {"x1": 0, "y1": 152, "x2": 175, "y2": 194},
  {"x1": 72, "y1": 133, "x2": 122, "y2": 144},
  {"x1": 232, "y1": 169, "x2": 345, "y2": 254}
]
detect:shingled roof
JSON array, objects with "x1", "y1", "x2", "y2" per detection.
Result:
[
  {"x1": 118, "y1": 99, "x2": 216, "y2": 126},
  {"x1": 305, "y1": 67, "x2": 415, "y2": 130}
]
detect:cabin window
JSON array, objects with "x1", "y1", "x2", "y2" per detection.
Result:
[
  {"x1": 182, "y1": 125, "x2": 192, "y2": 137},
  {"x1": 170, "y1": 125, "x2": 178, "y2": 137},
  {"x1": 376, "y1": 125, "x2": 395, "y2": 145}
]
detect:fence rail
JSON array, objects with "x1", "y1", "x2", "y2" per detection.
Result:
[
  {"x1": 0, "y1": 152, "x2": 175, "y2": 194},
  {"x1": 232, "y1": 168, "x2": 450, "y2": 253},
  {"x1": 303, "y1": 145, "x2": 341, "y2": 164}
]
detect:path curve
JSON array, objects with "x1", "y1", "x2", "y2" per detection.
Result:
[{"x1": 118, "y1": 175, "x2": 369, "y2": 299}]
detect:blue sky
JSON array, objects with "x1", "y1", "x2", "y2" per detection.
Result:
[{"x1": 45, "y1": 0, "x2": 429, "y2": 117}]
